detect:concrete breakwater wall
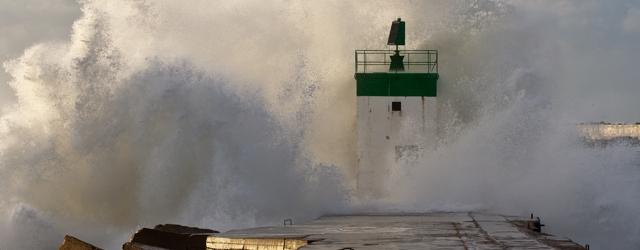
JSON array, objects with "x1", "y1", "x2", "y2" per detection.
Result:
[{"x1": 578, "y1": 123, "x2": 640, "y2": 141}]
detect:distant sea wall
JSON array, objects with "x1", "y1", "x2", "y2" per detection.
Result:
[{"x1": 578, "y1": 123, "x2": 640, "y2": 145}]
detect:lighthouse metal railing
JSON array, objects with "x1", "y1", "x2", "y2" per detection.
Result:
[{"x1": 355, "y1": 50, "x2": 438, "y2": 73}]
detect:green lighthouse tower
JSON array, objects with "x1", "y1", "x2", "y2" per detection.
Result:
[{"x1": 355, "y1": 18, "x2": 439, "y2": 197}]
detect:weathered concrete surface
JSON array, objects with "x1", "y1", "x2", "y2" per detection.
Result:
[
  {"x1": 58, "y1": 235, "x2": 103, "y2": 250},
  {"x1": 209, "y1": 212, "x2": 586, "y2": 250}
]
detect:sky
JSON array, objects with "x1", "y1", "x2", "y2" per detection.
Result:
[{"x1": 0, "y1": 0, "x2": 80, "y2": 107}]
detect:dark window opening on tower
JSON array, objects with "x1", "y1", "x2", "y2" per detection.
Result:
[{"x1": 392, "y1": 101, "x2": 401, "y2": 111}]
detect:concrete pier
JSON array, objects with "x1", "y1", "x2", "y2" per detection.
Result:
[{"x1": 208, "y1": 212, "x2": 585, "y2": 250}]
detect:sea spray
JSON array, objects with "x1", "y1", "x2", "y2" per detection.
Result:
[{"x1": 1, "y1": 1, "x2": 639, "y2": 249}]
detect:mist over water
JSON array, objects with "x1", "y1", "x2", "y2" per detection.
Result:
[{"x1": 1, "y1": 0, "x2": 639, "y2": 249}]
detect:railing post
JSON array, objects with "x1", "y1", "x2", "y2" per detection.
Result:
[
  {"x1": 407, "y1": 52, "x2": 410, "y2": 71},
  {"x1": 355, "y1": 51, "x2": 358, "y2": 73},
  {"x1": 365, "y1": 51, "x2": 368, "y2": 73},
  {"x1": 435, "y1": 51, "x2": 438, "y2": 73},
  {"x1": 383, "y1": 50, "x2": 386, "y2": 70},
  {"x1": 428, "y1": 52, "x2": 431, "y2": 72}
]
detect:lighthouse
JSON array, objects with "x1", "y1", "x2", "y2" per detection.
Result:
[{"x1": 355, "y1": 18, "x2": 439, "y2": 197}]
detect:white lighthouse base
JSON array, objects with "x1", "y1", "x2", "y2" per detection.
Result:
[{"x1": 356, "y1": 96, "x2": 437, "y2": 198}]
